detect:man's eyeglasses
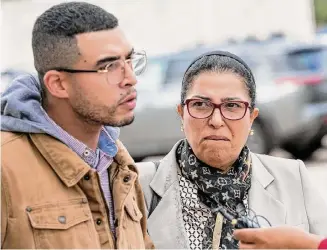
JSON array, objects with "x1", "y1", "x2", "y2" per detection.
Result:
[
  {"x1": 53, "y1": 50, "x2": 147, "y2": 85},
  {"x1": 184, "y1": 98, "x2": 251, "y2": 120}
]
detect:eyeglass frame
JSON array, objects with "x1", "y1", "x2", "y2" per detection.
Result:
[
  {"x1": 50, "y1": 50, "x2": 147, "y2": 80},
  {"x1": 184, "y1": 98, "x2": 251, "y2": 120}
]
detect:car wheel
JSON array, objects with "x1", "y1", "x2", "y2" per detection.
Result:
[
  {"x1": 247, "y1": 122, "x2": 272, "y2": 154},
  {"x1": 283, "y1": 137, "x2": 322, "y2": 161}
]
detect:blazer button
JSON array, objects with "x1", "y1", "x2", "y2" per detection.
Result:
[
  {"x1": 123, "y1": 175, "x2": 131, "y2": 182},
  {"x1": 96, "y1": 219, "x2": 102, "y2": 225},
  {"x1": 84, "y1": 174, "x2": 90, "y2": 181}
]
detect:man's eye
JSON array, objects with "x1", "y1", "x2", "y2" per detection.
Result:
[{"x1": 99, "y1": 65, "x2": 108, "y2": 70}]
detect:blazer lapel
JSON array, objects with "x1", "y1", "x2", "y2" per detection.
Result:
[
  {"x1": 147, "y1": 141, "x2": 189, "y2": 249},
  {"x1": 249, "y1": 153, "x2": 286, "y2": 226}
]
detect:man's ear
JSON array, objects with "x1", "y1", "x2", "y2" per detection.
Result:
[{"x1": 43, "y1": 70, "x2": 70, "y2": 99}]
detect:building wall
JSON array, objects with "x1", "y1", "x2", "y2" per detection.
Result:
[{"x1": 1, "y1": 0, "x2": 315, "y2": 71}]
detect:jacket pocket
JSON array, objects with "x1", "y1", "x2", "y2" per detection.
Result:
[
  {"x1": 26, "y1": 198, "x2": 100, "y2": 249},
  {"x1": 125, "y1": 200, "x2": 143, "y2": 222},
  {"x1": 118, "y1": 200, "x2": 144, "y2": 249}
]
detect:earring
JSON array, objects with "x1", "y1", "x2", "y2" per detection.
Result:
[
  {"x1": 250, "y1": 129, "x2": 254, "y2": 135},
  {"x1": 181, "y1": 125, "x2": 184, "y2": 132}
]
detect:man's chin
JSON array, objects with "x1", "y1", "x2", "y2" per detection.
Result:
[
  {"x1": 118, "y1": 116, "x2": 135, "y2": 127},
  {"x1": 104, "y1": 115, "x2": 135, "y2": 127}
]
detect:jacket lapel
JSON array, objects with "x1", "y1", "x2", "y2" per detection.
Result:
[
  {"x1": 147, "y1": 141, "x2": 189, "y2": 249},
  {"x1": 249, "y1": 153, "x2": 286, "y2": 226}
]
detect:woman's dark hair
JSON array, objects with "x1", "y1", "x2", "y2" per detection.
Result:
[{"x1": 181, "y1": 51, "x2": 256, "y2": 110}]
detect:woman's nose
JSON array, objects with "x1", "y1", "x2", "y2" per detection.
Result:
[{"x1": 208, "y1": 108, "x2": 224, "y2": 128}]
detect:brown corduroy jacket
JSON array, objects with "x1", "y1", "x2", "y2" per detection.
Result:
[{"x1": 1, "y1": 132, "x2": 154, "y2": 249}]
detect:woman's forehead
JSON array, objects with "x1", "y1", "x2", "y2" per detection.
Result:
[{"x1": 187, "y1": 71, "x2": 249, "y2": 101}]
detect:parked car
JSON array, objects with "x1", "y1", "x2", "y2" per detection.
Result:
[
  {"x1": 119, "y1": 46, "x2": 319, "y2": 161},
  {"x1": 263, "y1": 43, "x2": 327, "y2": 159},
  {"x1": 317, "y1": 25, "x2": 327, "y2": 45}
]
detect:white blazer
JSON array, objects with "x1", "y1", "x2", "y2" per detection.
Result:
[{"x1": 137, "y1": 141, "x2": 327, "y2": 249}]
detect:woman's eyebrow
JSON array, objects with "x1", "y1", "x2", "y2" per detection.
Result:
[
  {"x1": 221, "y1": 97, "x2": 242, "y2": 102},
  {"x1": 192, "y1": 95, "x2": 211, "y2": 101}
]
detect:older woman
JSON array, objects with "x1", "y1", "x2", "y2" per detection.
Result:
[{"x1": 137, "y1": 51, "x2": 327, "y2": 249}]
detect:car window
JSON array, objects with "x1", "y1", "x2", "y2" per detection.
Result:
[
  {"x1": 286, "y1": 48, "x2": 326, "y2": 72},
  {"x1": 136, "y1": 60, "x2": 165, "y2": 91},
  {"x1": 164, "y1": 58, "x2": 192, "y2": 85}
]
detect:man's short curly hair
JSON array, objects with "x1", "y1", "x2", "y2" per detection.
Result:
[{"x1": 32, "y1": 1, "x2": 119, "y2": 99}]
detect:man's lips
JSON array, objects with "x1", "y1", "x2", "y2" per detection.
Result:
[
  {"x1": 119, "y1": 92, "x2": 137, "y2": 109},
  {"x1": 119, "y1": 92, "x2": 137, "y2": 104}
]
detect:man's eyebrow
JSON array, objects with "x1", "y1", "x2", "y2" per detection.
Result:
[{"x1": 95, "y1": 48, "x2": 134, "y2": 67}]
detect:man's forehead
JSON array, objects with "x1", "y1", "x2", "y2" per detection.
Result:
[{"x1": 76, "y1": 28, "x2": 132, "y2": 58}]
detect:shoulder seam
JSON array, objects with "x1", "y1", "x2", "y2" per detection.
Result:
[{"x1": 1, "y1": 133, "x2": 24, "y2": 146}]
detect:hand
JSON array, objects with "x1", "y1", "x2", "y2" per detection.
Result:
[{"x1": 234, "y1": 226, "x2": 322, "y2": 249}]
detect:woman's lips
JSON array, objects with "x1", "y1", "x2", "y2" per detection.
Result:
[{"x1": 204, "y1": 135, "x2": 230, "y2": 141}]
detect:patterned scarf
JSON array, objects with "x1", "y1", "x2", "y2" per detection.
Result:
[{"x1": 176, "y1": 139, "x2": 252, "y2": 249}]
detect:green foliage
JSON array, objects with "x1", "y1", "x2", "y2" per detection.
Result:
[{"x1": 315, "y1": 0, "x2": 327, "y2": 25}]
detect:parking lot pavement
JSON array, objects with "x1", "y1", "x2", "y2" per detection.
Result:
[{"x1": 142, "y1": 137, "x2": 327, "y2": 202}]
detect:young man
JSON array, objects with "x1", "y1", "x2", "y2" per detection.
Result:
[
  {"x1": 1, "y1": 2, "x2": 153, "y2": 249},
  {"x1": 234, "y1": 226, "x2": 327, "y2": 249}
]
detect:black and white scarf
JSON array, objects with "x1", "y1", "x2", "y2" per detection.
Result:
[{"x1": 176, "y1": 139, "x2": 252, "y2": 249}]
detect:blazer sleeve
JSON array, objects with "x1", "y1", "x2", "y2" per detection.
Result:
[
  {"x1": 298, "y1": 160, "x2": 327, "y2": 236},
  {"x1": 136, "y1": 162, "x2": 157, "y2": 217}
]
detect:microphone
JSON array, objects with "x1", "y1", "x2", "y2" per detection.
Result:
[{"x1": 212, "y1": 206, "x2": 261, "y2": 229}]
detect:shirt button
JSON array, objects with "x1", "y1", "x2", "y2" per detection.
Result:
[
  {"x1": 81, "y1": 198, "x2": 88, "y2": 204},
  {"x1": 58, "y1": 216, "x2": 66, "y2": 224},
  {"x1": 83, "y1": 149, "x2": 91, "y2": 157},
  {"x1": 96, "y1": 219, "x2": 102, "y2": 225},
  {"x1": 123, "y1": 175, "x2": 131, "y2": 182},
  {"x1": 84, "y1": 174, "x2": 90, "y2": 181}
]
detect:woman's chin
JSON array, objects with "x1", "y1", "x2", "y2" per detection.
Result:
[{"x1": 197, "y1": 148, "x2": 231, "y2": 170}]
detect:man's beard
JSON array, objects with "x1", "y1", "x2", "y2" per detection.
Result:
[
  {"x1": 72, "y1": 100, "x2": 135, "y2": 127},
  {"x1": 70, "y1": 86, "x2": 137, "y2": 127}
]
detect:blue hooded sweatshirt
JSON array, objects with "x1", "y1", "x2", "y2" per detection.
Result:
[{"x1": 1, "y1": 74, "x2": 119, "y2": 156}]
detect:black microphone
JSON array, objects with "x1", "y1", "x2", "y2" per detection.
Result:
[{"x1": 212, "y1": 206, "x2": 260, "y2": 229}]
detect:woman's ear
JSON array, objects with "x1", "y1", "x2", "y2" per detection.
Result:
[
  {"x1": 177, "y1": 104, "x2": 184, "y2": 118},
  {"x1": 250, "y1": 107, "x2": 259, "y2": 124}
]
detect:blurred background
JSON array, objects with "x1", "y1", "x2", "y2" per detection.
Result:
[{"x1": 1, "y1": 0, "x2": 327, "y2": 199}]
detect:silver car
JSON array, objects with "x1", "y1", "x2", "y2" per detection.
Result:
[{"x1": 120, "y1": 47, "x2": 320, "y2": 161}]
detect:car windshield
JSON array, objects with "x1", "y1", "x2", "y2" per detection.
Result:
[
  {"x1": 136, "y1": 59, "x2": 165, "y2": 91},
  {"x1": 286, "y1": 47, "x2": 327, "y2": 72}
]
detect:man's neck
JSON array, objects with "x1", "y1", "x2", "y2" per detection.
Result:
[{"x1": 45, "y1": 106, "x2": 102, "y2": 151}]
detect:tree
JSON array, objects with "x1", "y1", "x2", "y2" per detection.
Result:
[{"x1": 314, "y1": 0, "x2": 327, "y2": 26}]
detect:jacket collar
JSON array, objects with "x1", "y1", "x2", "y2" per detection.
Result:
[
  {"x1": 30, "y1": 133, "x2": 137, "y2": 188},
  {"x1": 148, "y1": 142, "x2": 285, "y2": 248},
  {"x1": 150, "y1": 141, "x2": 275, "y2": 197}
]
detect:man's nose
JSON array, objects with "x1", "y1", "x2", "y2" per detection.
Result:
[{"x1": 120, "y1": 62, "x2": 137, "y2": 88}]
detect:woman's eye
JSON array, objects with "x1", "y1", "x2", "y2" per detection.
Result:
[
  {"x1": 225, "y1": 102, "x2": 241, "y2": 108},
  {"x1": 192, "y1": 101, "x2": 206, "y2": 107}
]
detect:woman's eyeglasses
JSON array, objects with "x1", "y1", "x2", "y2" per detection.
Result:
[
  {"x1": 185, "y1": 98, "x2": 250, "y2": 120},
  {"x1": 52, "y1": 50, "x2": 147, "y2": 85}
]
